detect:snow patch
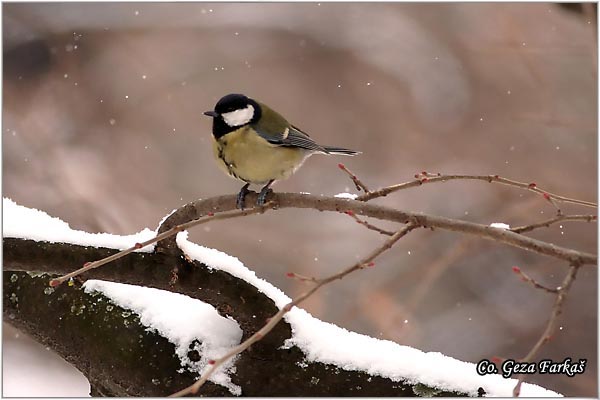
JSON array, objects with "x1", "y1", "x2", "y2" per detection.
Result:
[
  {"x1": 83, "y1": 280, "x2": 242, "y2": 395},
  {"x1": 3, "y1": 198, "x2": 155, "y2": 251},
  {"x1": 176, "y1": 231, "x2": 290, "y2": 307},
  {"x1": 490, "y1": 222, "x2": 511, "y2": 230},
  {"x1": 334, "y1": 192, "x2": 358, "y2": 200}
]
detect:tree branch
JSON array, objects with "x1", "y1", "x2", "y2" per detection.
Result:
[
  {"x1": 156, "y1": 192, "x2": 596, "y2": 266},
  {"x1": 512, "y1": 263, "x2": 581, "y2": 396},
  {"x1": 510, "y1": 214, "x2": 596, "y2": 234},
  {"x1": 337, "y1": 163, "x2": 371, "y2": 193},
  {"x1": 355, "y1": 173, "x2": 597, "y2": 211},
  {"x1": 511, "y1": 266, "x2": 559, "y2": 294},
  {"x1": 49, "y1": 203, "x2": 272, "y2": 287},
  {"x1": 344, "y1": 210, "x2": 394, "y2": 236}
]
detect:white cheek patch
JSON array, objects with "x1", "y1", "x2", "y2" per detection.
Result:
[{"x1": 222, "y1": 105, "x2": 255, "y2": 127}]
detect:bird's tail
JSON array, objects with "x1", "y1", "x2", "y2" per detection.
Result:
[{"x1": 323, "y1": 146, "x2": 361, "y2": 156}]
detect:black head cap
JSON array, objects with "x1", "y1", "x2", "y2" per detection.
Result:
[
  {"x1": 215, "y1": 93, "x2": 250, "y2": 113},
  {"x1": 204, "y1": 93, "x2": 262, "y2": 138}
]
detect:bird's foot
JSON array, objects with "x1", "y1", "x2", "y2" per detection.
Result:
[
  {"x1": 257, "y1": 188, "x2": 273, "y2": 206},
  {"x1": 257, "y1": 180, "x2": 275, "y2": 206},
  {"x1": 236, "y1": 183, "x2": 251, "y2": 210}
]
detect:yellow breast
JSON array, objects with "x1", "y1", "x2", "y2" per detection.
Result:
[{"x1": 212, "y1": 127, "x2": 309, "y2": 184}]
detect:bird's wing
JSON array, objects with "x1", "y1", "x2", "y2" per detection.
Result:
[
  {"x1": 255, "y1": 124, "x2": 325, "y2": 152},
  {"x1": 253, "y1": 102, "x2": 326, "y2": 152}
]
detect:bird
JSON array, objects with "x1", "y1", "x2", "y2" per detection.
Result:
[{"x1": 204, "y1": 93, "x2": 360, "y2": 209}]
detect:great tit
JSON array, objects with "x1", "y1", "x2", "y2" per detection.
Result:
[{"x1": 204, "y1": 93, "x2": 360, "y2": 209}]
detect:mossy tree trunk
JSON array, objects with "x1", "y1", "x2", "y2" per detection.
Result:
[{"x1": 4, "y1": 237, "x2": 467, "y2": 397}]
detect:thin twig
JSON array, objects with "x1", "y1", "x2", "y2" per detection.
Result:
[
  {"x1": 511, "y1": 266, "x2": 559, "y2": 294},
  {"x1": 170, "y1": 223, "x2": 419, "y2": 397},
  {"x1": 510, "y1": 214, "x2": 597, "y2": 234},
  {"x1": 285, "y1": 271, "x2": 317, "y2": 283},
  {"x1": 512, "y1": 263, "x2": 580, "y2": 396},
  {"x1": 48, "y1": 203, "x2": 273, "y2": 287},
  {"x1": 357, "y1": 173, "x2": 597, "y2": 211},
  {"x1": 338, "y1": 163, "x2": 370, "y2": 193},
  {"x1": 343, "y1": 210, "x2": 394, "y2": 236}
]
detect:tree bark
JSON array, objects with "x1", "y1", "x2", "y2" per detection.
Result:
[{"x1": 4, "y1": 238, "x2": 467, "y2": 396}]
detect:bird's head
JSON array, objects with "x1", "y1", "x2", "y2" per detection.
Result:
[{"x1": 204, "y1": 93, "x2": 261, "y2": 131}]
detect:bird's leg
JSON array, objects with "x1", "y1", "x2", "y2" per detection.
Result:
[
  {"x1": 236, "y1": 183, "x2": 251, "y2": 210},
  {"x1": 257, "y1": 180, "x2": 274, "y2": 206}
]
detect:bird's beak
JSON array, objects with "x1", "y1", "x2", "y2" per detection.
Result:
[{"x1": 203, "y1": 110, "x2": 219, "y2": 118}]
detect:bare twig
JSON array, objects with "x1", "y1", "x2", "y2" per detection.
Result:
[
  {"x1": 170, "y1": 223, "x2": 419, "y2": 397},
  {"x1": 510, "y1": 214, "x2": 596, "y2": 234},
  {"x1": 512, "y1": 263, "x2": 581, "y2": 396},
  {"x1": 343, "y1": 210, "x2": 394, "y2": 236},
  {"x1": 357, "y1": 173, "x2": 597, "y2": 212},
  {"x1": 48, "y1": 203, "x2": 273, "y2": 286},
  {"x1": 285, "y1": 272, "x2": 317, "y2": 283},
  {"x1": 511, "y1": 266, "x2": 559, "y2": 294},
  {"x1": 338, "y1": 163, "x2": 370, "y2": 193},
  {"x1": 542, "y1": 192, "x2": 563, "y2": 215}
]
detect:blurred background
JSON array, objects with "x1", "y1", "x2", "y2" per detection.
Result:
[{"x1": 2, "y1": 2, "x2": 597, "y2": 396}]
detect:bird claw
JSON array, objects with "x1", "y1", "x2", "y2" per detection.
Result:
[
  {"x1": 257, "y1": 187, "x2": 273, "y2": 206},
  {"x1": 256, "y1": 180, "x2": 274, "y2": 206},
  {"x1": 236, "y1": 183, "x2": 251, "y2": 210}
]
